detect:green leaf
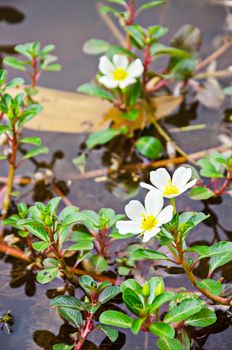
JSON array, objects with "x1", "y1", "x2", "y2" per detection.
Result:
[
  {"x1": 86, "y1": 128, "x2": 121, "y2": 149},
  {"x1": 18, "y1": 222, "x2": 48, "y2": 241},
  {"x1": 157, "y1": 338, "x2": 182, "y2": 350},
  {"x1": 136, "y1": 136, "x2": 163, "y2": 159},
  {"x1": 121, "y1": 279, "x2": 142, "y2": 294},
  {"x1": 6, "y1": 77, "x2": 24, "y2": 88},
  {"x1": 189, "y1": 187, "x2": 214, "y2": 200},
  {"x1": 106, "y1": 45, "x2": 137, "y2": 59},
  {"x1": 138, "y1": 1, "x2": 166, "y2": 13},
  {"x1": 150, "y1": 292, "x2": 175, "y2": 313},
  {"x1": 22, "y1": 146, "x2": 49, "y2": 159},
  {"x1": 89, "y1": 254, "x2": 108, "y2": 274},
  {"x1": 50, "y1": 296, "x2": 84, "y2": 310},
  {"x1": 99, "y1": 286, "x2": 121, "y2": 303},
  {"x1": 96, "y1": 324, "x2": 118, "y2": 342},
  {"x1": 185, "y1": 308, "x2": 217, "y2": 327},
  {"x1": 70, "y1": 231, "x2": 93, "y2": 242},
  {"x1": 99, "y1": 310, "x2": 133, "y2": 328},
  {"x1": 209, "y1": 251, "x2": 232, "y2": 274},
  {"x1": 105, "y1": 0, "x2": 127, "y2": 5},
  {"x1": 37, "y1": 267, "x2": 59, "y2": 284},
  {"x1": 3, "y1": 57, "x2": 26, "y2": 71},
  {"x1": 77, "y1": 83, "x2": 114, "y2": 101},
  {"x1": 125, "y1": 25, "x2": 145, "y2": 49},
  {"x1": 164, "y1": 299, "x2": 202, "y2": 323},
  {"x1": 20, "y1": 137, "x2": 41, "y2": 145},
  {"x1": 79, "y1": 275, "x2": 95, "y2": 296},
  {"x1": 43, "y1": 63, "x2": 62, "y2": 71},
  {"x1": 32, "y1": 241, "x2": 52, "y2": 251},
  {"x1": 148, "y1": 322, "x2": 175, "y2": 339},
  {"x1": 151, "y1": 43, "x2": 191, "y2": 58},
  {"x1": 131, "y1": 249, "x2": 170, "y2": 261},
  {"x1": 224, "y1": 86, "x2": 232, "y2": 95},
  {"x1": 121, "y1": 109, "x2": 139, "y2": 121},
  {"x1": 58, "y1": 206, "x2": 79, "y2": 221},
  {"x1": 66, "y1": 240, "x2": 94, "y2": 251},
  {"x1": 53, "y1": 344, "x2": 74, "y2": 350},
  {"x1": 83, "y1": 39, "x2": 110, "y2": 55},
  {"x1": 131, "y1": 317, "x2": 145, "y2": 335},
  {"x1": 58, "y1": 307, "x2": 83, "y2": 328},
  {"x1": 196, "y1": 279, "x2": 222, "y2": 296},
  {"x1": 178, "y1": 212, "x2": 209, "y2": 238},
  {"x1": 0, "y1": 125, "x2": 11, "y2": 134},
  {"x1": 123, "y1": 288, "x2": 144, "y2": 315}
]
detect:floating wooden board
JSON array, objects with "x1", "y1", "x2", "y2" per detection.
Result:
[
  {"x1": 9, "y1": 86, "x2": 183, "y2": 134},
  {"x1": 11, "y1": 86, "x2": 111, "y2": 133}
]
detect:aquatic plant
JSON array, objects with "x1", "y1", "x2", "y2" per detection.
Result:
[
  {"x1": 0, "y1": 42, "x2": 61, "y2": 217},
  {"x1": 0, "y1": 69, "x2": 48, "y2": 217},
  {"x1": 3, "y1": 164, "x2": 232, "y2": 349},
  {"x1": 77, "y1": 0, "x2": 232, "y2": 160}
]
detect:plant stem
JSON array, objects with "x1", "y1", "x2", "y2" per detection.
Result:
[
  {"x1": 153, "y1": 120, "x2": 190, "y2": 161},
  {"x1": 170, "y1": 198, "x2": 177, "y2": 214},
  {"x1": 173, "y1": 234, "x2": 232, "y2": 306},
  {"x1": 1, "y1": 122, "x2": 18, "y2": 218}
]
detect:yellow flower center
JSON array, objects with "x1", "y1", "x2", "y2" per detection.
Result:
[
  {"x1": 113, "y1": 67, "x2": 128, "y2": 81},
  {"x1": 141, "y1": 215, "x2": 158, "y2": 231},
  {"x1": 163, "y1": 180, "x2": 179, "y2": 196}
]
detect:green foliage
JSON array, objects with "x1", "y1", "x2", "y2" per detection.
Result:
[
  {"x1": 86, "y1": 128, "x2": 122, "y2": 149},
  {"x1": 77, "y1": 83, "x2": 114, "y2": 101},
  {"x1": 4, "y1": 42, "x2": 61, "y2": 77},
  {"x1": 51, "y1": 277, "x2": 120, "y2": 349},
  {"x1": 100, "y1": 277, "x2": 216, "y2": 347},
  {"x1": 136, "y1": 136, "x2": 164, "y2": 159},
  {"x1": 83, "y1": 39, "x2": 110, "y2": 55}
]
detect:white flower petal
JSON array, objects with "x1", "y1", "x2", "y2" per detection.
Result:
[
  {"x1": 150, "y1": 168, "x2": 171, "y2": 191},
  {"x1": 144, "y1": 190, "x2": 164, "y2": 216},
  {"x1": 179, "y1": 179, "x2": 197, "y2": 194},
  {"x1": 143, "y1": 227, "x2": 160, "y2": 242},
  {"x1": 157, "y1": 205, "x2": 173, "y2": 226},
  {"x1": 140, "y1": 182, "x2": 162, "y2": 193},
  {"x1": 98, "y1": 76, "x2": 118, "y2": 89},
  {"x1": 99, "y1": 56, "x2": 115, "y2": 75},
  {"x1": 119, "y1": 77, "x2": 136, "y2": 89},
  {"x1": 113, "y1": 55, "x2": 129, "y2": 69},
  {"x1": 116, "y1": 220, "x2": 142, "y2": 235},
  {"x1": 125, "y1": 200, "x2": 145, "y2": 222},
  {"x1": 127, "y1": 59, "x2": 144, "y2": 78},
  {"x1": 172, "y1": 167, "x2": 192, "y2": 189}
]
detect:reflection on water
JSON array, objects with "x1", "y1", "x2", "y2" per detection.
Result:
[
  {"x1": 0, "y1": 6, "x2": 25, "y2": 67},
  {"x1": 0, "y1": 0, "x2": 232, "y2": 349}
]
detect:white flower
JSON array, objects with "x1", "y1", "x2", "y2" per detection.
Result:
[
  {"x1": 98, "y1": 54, "x2": 144, "y2": 89},
  {"x1": 116, "y1": 191, "x2": 173, "y2": 243},
  {"x1": 140, "y1": 167, "x2": 197, "y2": 199}
]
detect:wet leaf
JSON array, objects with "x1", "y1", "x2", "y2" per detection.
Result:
[
  {"x1": 96, "y1": 324, "x2": 119, "y2": 342},
  {"x1": 99, "y1": 286, "x2": 121, "y2": 303},
  {"x1": 78, "y1": 83, "x2": 114, "y2": 101},
  {"x1": 37, "y1": 267, "x2": 59, "y2": 284},
  {"x1": 132, "y1": 249, "x2": 170, "y2": 261},
  {"x1": 50, "y1": 296, "x2": 84, "y2": 310},
  {"x1": 83, "y1": 39, "x2": 110, "y2": 55},
  {"x1": 58, "y1": 307, "x2": 83, "y2": 327},
  {"x1": 164, "y1": 299, "x2": 202, "y2": 323},
  {"x1": 136, "y1": 136, "x2": 163, "y2": 159},
  {"x1": 86, "y1": 128, "x2": 121, "y2": 148},
  {"x1": 196, "y1": 279, "x2": 222, "y2": 296},
  {"x1": 157, "y1": 337, "x2": 182, "y2": 350},
  {"x1": 185, "y1": 308, "x2": 217, "y2": 327},
  {"x1": 149, "y1": 322, "x2": 175, "y2": 339},
  {"x1": 189, "y1": 187, "x2": 214, "y2": 200},
  {"x1": 99, "y1": 310, "x2": 133, "y2": 328}
]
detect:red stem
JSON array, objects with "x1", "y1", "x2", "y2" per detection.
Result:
[{"x1": 214, "y1": 172, "x2": 232, "y2": 196}]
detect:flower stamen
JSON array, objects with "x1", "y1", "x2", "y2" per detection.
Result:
[
  {"x1": 141, "y1": 214, "x2": 158, "y2": 231},
  {"x1": 163, "y1": 180, "x2": 179, "y2": 196},
  {"x1": 113, "y1": 67, "x2": 128, "y2": 81}
]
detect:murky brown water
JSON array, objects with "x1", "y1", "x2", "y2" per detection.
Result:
[{"x1": 0, "y1": 1, "x2": 232, "y2": 349}]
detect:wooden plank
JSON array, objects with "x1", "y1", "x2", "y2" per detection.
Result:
[{"x1": 10, "y1": 86, "x2": 111, "y2": 133}]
